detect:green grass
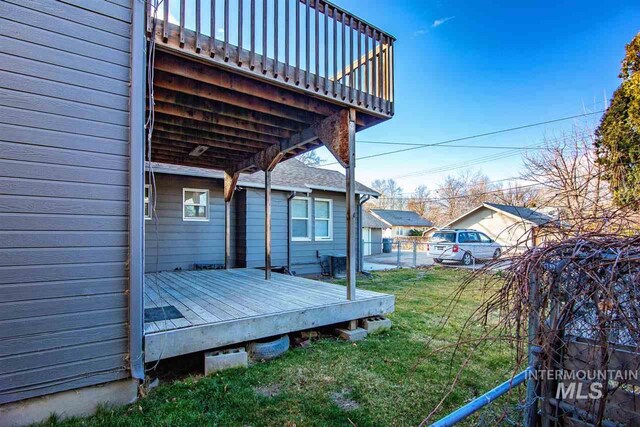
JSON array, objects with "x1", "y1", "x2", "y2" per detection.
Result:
[{"x1": 48, "y1": 268, "x2": 518, "y2": 427}]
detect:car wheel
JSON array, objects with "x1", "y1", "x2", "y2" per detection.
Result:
[
  {"x1": 462, "y1": 252, "x2": 473, "y2": 266},
  {"x1": 493, "y1": 248, "x2": 501, "y2": 259}
]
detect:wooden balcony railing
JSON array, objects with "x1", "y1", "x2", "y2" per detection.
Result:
[{"x1": 146, "y1": 0, "x2": 395, "y2": 117}]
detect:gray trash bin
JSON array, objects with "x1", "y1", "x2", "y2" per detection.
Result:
[{"x1": 382, "y1": 238, "x2": 393, "y2": 253}]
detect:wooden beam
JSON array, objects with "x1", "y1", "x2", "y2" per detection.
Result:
[
  {"x1": 153, "y1": 114, "x2": 282, "y2": 144},
  {"x1": 345, "y1": 108, "x2": 356, "y2": 300},
  {"x1": 230, "y1": 109, "x2": 355, "y2": 173},
  {"x1": 152, "y1": 103, "x2": 290, "y2": 138},
  {"x1": 224, "y1": 170, "x2": 239, "y2": 202},
  {"x1": 316, "y1": 109, "x2": 356, "y2": 168},
  {"x1": 153, "y1": 130, "x2": 267, "y2": 152},
  {"x1": 265, "y1": 170, "x2": 272, "y2": 280},
  {"x1": 224, "y1": 170, "x2": 239, "y2": 269},
  {"x1": 153, "y1": 70, "x2": 323, "y2": 125},
  {"x1": 153, "y1": 87, "x2": 306, "y2": 131},
  {"x1": 155, "y1": 50, "x2": 341, "y2": 117},
  {"x1": 149, "y1": 154, "x2": 230, "y2": 170},
  {"x1": 151, "y1": 139, "x2": 247, "y2": 161}
]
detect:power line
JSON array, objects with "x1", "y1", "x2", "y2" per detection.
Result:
[
  {"x1": 358, "y1": 142, "x2": 548, "y2": 149},
  {"x1": 377, "y1": 172, "x2": 598, "y2": 203},
  {"x1": 390, "y1": 132, "x2": 591, "y2": 180},
  {"x1": 324, "y1": 109, "x2": 604, "y2": 166}
]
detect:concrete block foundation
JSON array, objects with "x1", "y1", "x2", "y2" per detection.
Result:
[
  {"x1": 335, "y1": 327, "x2": 368, "y2": 342},
  {"x1": 204, "y1": 347, "x2": 248, "y2": 374},
  {"x1": 361, "y1": 316, "x2": 392, "y2": 334}
]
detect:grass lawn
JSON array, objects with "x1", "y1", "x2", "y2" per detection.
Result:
[{"x1": 48, "y1": 268, "x2": 519, "y2": 427}]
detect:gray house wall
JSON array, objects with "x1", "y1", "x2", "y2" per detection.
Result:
[
  {"x1": 0, "y1": 0, "x2": 132, "y2": 404},
  {"x1": 144, "y1": 176, "x2": 357, "y2": 276},
  {"x1": 144, "y1": 174, "x2": 231, "y2": 272},
  {"x1": 242, "y1": 188, "x2": 289, "y2": 269},
  {"x1": 290, "y1": 190, "x2": 348, "y2": 275}
]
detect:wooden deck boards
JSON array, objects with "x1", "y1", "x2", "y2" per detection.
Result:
[{"x1": 144, "y1": 268, "x2": 394, "y2": 362}]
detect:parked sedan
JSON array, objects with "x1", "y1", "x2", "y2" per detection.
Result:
[{"x1": 427, "y1": 229, "x2": 502, "y2": 265}]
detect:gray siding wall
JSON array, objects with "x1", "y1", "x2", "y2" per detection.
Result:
[
  {"x1": 242, "y1": 188, "x2": 289, "y2": 268},
  {"x1": 145, "y1": 174, "x2": 230, "y2": 272},
  {"x1": 290, "y1": 190, "x2": 348, "y2": 275},
  {"x1": 236, "y1": 188, "x2": 351, "y2": 276},
  {"x1": 0, "y1": 0, "x2": 132, "y2": 404}
]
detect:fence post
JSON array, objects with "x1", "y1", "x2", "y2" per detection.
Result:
[
  {"x1": 396, "y1": 240, "x2": 401, "y2": 269},
  {"x1": 413, "y1": 241, "x2": 417, "y2": 268}
]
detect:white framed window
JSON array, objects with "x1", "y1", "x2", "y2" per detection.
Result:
[
  {"x1": 395, "y1": 227, "x2": 405, "y2": 236},
  {"x1": 144, "y1": 184, "x2": 152, "y2": 220},
  {"x1": 183, "y1": 188, "x2": 209, "y2": 221},
  {"x1": 314, "y1": 198, "x2": 333, "y2": 241},
  {"x1": 291, "y1": 196, "x2": 311, "y2": 241}
]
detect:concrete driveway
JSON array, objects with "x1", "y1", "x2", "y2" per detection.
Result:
[{"x1": 363, "y1": 252, "x2": 501, "y2": 271}]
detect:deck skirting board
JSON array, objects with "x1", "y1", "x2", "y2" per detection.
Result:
[{"x1": 144, "y1": 294, "x2": 394, "y2": 362}]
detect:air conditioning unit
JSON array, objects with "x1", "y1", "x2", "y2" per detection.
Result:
[{"x1": 328, "y1": 255, "x2": 347, "y2": 278}]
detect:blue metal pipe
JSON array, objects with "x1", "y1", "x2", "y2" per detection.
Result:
[{"x1": 430, "y1": 368, "x2": 532, "y2": 427}]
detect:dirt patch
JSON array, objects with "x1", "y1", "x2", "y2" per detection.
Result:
[
  {"x1": 330, "y1": 388, "x2": 359, "y2": 411},
  {"x1": 254, "y1": 384, "x2": 281, "y2": 398}
]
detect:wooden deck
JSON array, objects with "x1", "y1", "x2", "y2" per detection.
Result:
[{"x1": 144, "y1": 268, "x2": 394, "y2": 362}]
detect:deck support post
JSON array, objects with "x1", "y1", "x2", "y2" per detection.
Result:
[
  {"x1": 317, "y1": 108, "x2": 357, "y2": 301},
  {"x1": 224, "y1": 171, "x2": 239, "y2": 269},
  {"x1": 265, "y1": 170, "x2": 272, "y2": 280},
  {"x1": 345, "y1": 110, "x2": 357, "y2": 301}
]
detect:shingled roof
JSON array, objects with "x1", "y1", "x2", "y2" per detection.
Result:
[
  {"x1": 148, "y1": 159, "x2": 379, "y2": 196},
  {"x1": 363, "y1": 210, "x2": 391, "y2": 229},
  {"x1": 370, "y1": 209, "x2": 433, "y2": 227},
  {"x1": 483, "y1": 203, "x2": 555, "y2": 226}
]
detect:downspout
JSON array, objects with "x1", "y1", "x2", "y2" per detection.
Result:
[
  {"x1": 128, "y1": 0, "x2": 146, "y2": 380},
  {"x1": 358, "y1": 195, "x2": 371, "y2": 272},
  {"x1": 287, "y1": 192, "x2": 297, "y2": 273}
]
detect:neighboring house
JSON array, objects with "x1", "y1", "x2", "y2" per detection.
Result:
[
  {"x1": 438, "y1": 202, "x2": 556, "y2": 250},
  {"x1": 362, "y1": 210, "x2": 390, "y2": 256},
  {"x1": 146, "y1": 159, "x2": 379, "y2": 275},
  {"x1": 370, "y1": 209, "x2": 433, "y2": 237},
  {"x1": 0, "y1": 1, "x2": 396, "y2": 423}
]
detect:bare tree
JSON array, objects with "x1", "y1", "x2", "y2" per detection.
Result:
[
  {"x1": 428, "y1": 170, "x2": 497, "y2": 225},
  {"x1": 522, "y1": 128, "x2": 612, "y2": 231},
  {"x1": 406, "y1": 185, "x2": 431, "y2": 217},
  {"x1": 369, "y1": 178, "x2": 405, "y2": 210},
  {"x1": 297, "y1": 149, "x2": 323, "y2": 166},
  {"x1": 494, "y1": 182, "x2": 541, "y2": 207}
]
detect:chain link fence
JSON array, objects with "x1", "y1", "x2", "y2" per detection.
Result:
[{"x1": 362, "y1": 237, "x2": 432, "y2": 270}]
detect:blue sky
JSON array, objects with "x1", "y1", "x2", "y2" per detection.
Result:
[{"x1": 315, "y1": 0, "x2": 640, "y2": 194}]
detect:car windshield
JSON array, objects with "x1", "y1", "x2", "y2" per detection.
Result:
[{"x1": 430, "y1": 232, "x2": 456, "y2": 243}]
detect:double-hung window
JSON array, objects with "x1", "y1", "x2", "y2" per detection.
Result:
[
  {"x1": 291, "y1": 197, "x2": 311, "y2": 241},
  {"x1": 314, "y1": 199, "x2": 333, "y2": 241},
  {"x1": 183, "y1": 188, "x2": 209, "y2": 221},
  {"x1": 144, "y1": 184, "x2": 152, "y2": 220}
]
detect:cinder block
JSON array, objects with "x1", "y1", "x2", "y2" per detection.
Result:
[
  {"x1": 361, "y1": 316, "x2": 392, "y2": 334},
  {"x1": 335, "y1": 327, "x2": 368, "y2": 342},
  {"x1": 204, "y1": 347, "x2": 248, "y2": 375}
]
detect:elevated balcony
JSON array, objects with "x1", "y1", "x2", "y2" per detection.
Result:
[{"x1": 147, "y1": 0, "x2": 394, "y2": 123}]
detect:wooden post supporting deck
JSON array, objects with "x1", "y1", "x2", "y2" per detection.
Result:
[
  {"x1": 345, "y1": 111, "x2": 356, "y2": 300},
  {"x1": 265, "y1": 170, "x2": 272, "y2": 280},
  {"x1": 224, "y1": 171, "x2": 239, "y2": 269},
  {"x1": 315, "y1": 108, "x2": 357, "y2": 300}
]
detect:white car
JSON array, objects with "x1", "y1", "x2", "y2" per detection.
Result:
[{"x1": 427, "y1": 229, "x2": 502, "y2": 266}]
